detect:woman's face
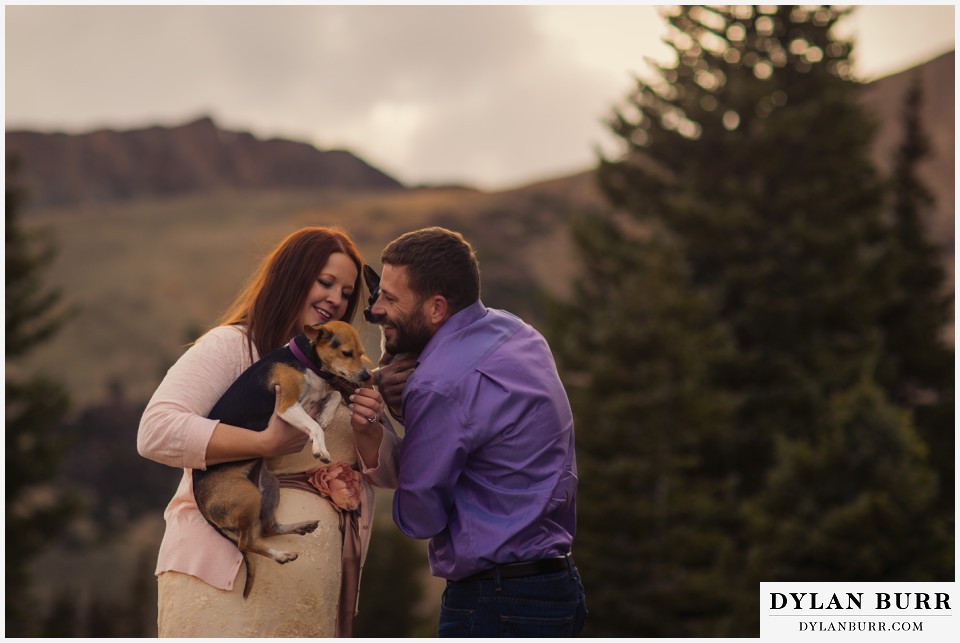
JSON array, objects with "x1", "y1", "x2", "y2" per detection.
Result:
[{"x1": 300, "y1": 252, "x2": 358, "y2": 328}]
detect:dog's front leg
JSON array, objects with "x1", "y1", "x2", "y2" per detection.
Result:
[
  {"x1": 308, "y1": 391, "x2": 342, "y2": 461},
  {"x1": 278, "y1": 401, "x2": 332, "y2": 463},
  {"x1": 272, "y1": 368, "x2": 339, "y2": 462}
]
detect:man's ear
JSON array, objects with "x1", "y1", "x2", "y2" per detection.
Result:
[
  {"x1": 303, "y1": 323, "x2": 334, "y2": 344},
  {"x1": 426, "y1": 295, "x2": 449, "y2": 326}
]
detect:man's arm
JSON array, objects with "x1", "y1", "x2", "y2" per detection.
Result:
[{"x1": 392, "y1": 387, "x2": 468, "y2": 539}]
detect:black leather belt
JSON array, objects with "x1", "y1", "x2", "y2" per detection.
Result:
[{"x1": 459, "y1": 554, "x2": 575, "y2": 582}]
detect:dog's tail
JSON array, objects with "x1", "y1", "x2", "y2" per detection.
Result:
[{"x1": 241, "y1": 552, "x2": 255, "y2": 599}]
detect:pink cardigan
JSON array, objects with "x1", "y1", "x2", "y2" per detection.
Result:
[{"x1": 137, "y1": 324, "x2": 400, "y2": 591}]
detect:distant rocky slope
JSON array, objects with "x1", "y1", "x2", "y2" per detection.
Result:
[{"x1": 6, "y1": 116, "x2": 404, "y2": 205}]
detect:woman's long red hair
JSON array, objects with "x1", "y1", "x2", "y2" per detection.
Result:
[{"x1": 216, "y1": 227, "x2": 364, "y2": 359}]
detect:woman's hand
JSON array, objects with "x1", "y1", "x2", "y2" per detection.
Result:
[
  {"x1": 258, "y1": 386, "x2": 310, "y2": 457},
  {"x1": 349, "y1": 385, "x2": 385, "y2": 430},
  {"x1": 203, "y1": 386, "x2": 309, "y2": 465}
]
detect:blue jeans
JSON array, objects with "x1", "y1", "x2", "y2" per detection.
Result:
[{"x1": 438, "y1": 566, "x2": 588, "y2": 637}]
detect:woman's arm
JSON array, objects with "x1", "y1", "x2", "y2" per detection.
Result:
[
  {"x1": 349, "y1": 385, "x2": 400, "y2": 488},
  {"x1": 137, "y1": 325, "x2": 306, "y2": 470},
  {"x1": 203, "y1": 386, "x2": 309, "y2": 466}
]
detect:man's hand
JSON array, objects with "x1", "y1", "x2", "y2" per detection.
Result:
[{"x1": 375, "y1": 352, "x2": 417, "y2": 422}]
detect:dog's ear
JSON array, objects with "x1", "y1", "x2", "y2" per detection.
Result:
[
  {"x1": 363, "y1": 265, "x2": 381, "y2": 291},
  {"x1": 363, "y1": 265, "x2": 384, "y2": 324},
  {"x1": 303, "y1": 323, "x2": 335, "y2": 345}
]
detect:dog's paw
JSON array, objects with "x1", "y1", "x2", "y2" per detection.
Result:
[
  {"x1": 276, "y1": 551, "x2": 299, "y2": 564},
  {"x1": 312, "y1": 450, "x2": 332, "y2": 464},
  {"x1": 298, "y1": 521, "x2": 320, "y2": 535}
]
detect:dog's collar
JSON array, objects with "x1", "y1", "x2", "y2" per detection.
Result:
[{"x1": 289, "y1": 335, "x2": 335, "y2": 381}]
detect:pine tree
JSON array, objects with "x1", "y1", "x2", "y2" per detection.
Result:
[
  {"x1": 5, "y1": 155, "x2": 78, "y2": 636},
  {"x1": 599, "y1": 5, "x2": 892, "y2": 491},
  {"x1": 746, "y1": 373, "x2": 950, "y2": 584},
  {"x1": 877, "y1": 77, "x2": 954, "y2": 517},
  {"x1": 549, "y1": 215, "x2": 743, "y2": 636},
  {"x1": 551, "y1": 5, "x2": 951, "y2": 636}
]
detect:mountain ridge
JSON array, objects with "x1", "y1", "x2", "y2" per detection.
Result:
[{"x1": 6, "y1": 116, "x2": 404, "y2": 205}]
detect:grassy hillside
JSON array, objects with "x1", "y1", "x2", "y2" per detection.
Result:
[{"x1": 20, "y1": 176, "x2": 605, "y2": 408}]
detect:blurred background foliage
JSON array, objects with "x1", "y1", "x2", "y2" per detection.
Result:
[
  {"x1": 547, "y1": 6, "x2": 952, "y2": 637},
  {"x1": 5, "y1": 5, "x2": 953, "y2": 638}
]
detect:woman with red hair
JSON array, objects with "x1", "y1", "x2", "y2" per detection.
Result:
[{"x1": 138, "y1": 226, "x2": 399, "y2": 637}]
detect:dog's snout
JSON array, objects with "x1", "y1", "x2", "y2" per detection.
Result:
[
  {"x1": 360, "y1": 369, "x2": 371, "y2": 382},
  {"x1": 364, "y1": 309, "x2": 388, "y2": 324}
]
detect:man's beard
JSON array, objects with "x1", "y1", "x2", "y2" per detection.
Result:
[{"x1": 384, "y1": 309, "x2": 433, "y2": 356}]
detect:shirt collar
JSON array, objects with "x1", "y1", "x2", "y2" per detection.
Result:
[{"x1": 418, "y1": 300, "x2": 486, "y2": 363}]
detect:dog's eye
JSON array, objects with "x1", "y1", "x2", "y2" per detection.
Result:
[{"x1": 342, "y1": 351, "x2": 353, "y2": 358}]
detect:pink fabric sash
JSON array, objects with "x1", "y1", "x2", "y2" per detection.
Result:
[{"x1": 275, "y1": 471, "x2": 362, "y2": 638}]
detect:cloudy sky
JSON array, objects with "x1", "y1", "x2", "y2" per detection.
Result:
[{"x1": 5, "y1": 4, "x2": 955, "y2": 191}]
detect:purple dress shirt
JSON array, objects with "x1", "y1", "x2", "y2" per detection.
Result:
[{"x1": 392, "y1": 301, "x2": 578, "y2": 580}]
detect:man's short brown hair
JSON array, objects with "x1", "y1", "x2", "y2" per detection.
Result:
[{"x1": 381, "y1": 227, "x2": 481, "y2": 314}]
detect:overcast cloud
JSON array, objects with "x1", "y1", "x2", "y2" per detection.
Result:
[{"x1": 5, "y1": 5, "x2": 955, "y2": 190}]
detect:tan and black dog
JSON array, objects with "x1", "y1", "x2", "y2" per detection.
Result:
[{"x1": 192, "y1": 320, "x2": 371, "y2": 598}]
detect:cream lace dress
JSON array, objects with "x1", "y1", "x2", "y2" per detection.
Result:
[{"x1": 157, "y1": 404, "x2": 358, "y2": 638}]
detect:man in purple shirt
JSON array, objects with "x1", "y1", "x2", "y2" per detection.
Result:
[{"x1": 369, "y1": 227, "x2": 587, "y2": 637}]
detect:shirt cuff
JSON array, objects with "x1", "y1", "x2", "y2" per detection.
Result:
[{"x1": 182, "y1": 416, "x2": 221, "y2": 470}]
